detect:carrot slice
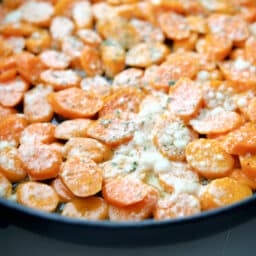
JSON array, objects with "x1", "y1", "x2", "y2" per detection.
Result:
[
  {"x1": 173, "y1": 32, "x2": 198, "y2": 52},
  {"x1": 0, "y1": 22, "x2": 36, "y2": 37},
  {"x1": 240, "y1": 153, "x2": 256, "y2": 180},
  {"x1": 108, "y1": 187, "x2": 158, "y2": 221},
  {"x1": 20, "y1": 123, "x2": 55, "y2": 145},
  {"x1": 64, "y1": 137, "x2": 112, "y2": 163},
  {"x1": 186, "y1": 139, "x2": 234, "y2": 179},
  {"x1": 18, "y1": 142, "x2": 62, "y2": 180},
  {"x1": 5, "y1": 36, "x2": 25, "y2": 54},
  {"x1": 154, "y1": 194, "x2": 201, "y2": 220},
  {"x1": 187, "y1": 15, "x2": 207, "y2": 34},
  {"x1": 24, "y1": 84, "x2": 53, "y2": 123},
  {"x1": 51, "y1": 177, "x2": 75, "y2": 203},
  {"x1": 247, "y1": 98, "x2": 256, "y2": 122},
  {"x1": 0, "y1": 114, "x2": 27, "y2": 145},
  {"x1": 153, "y1": 115, "x2": 198, "y2": 161},
  {"x1": 0, "y1": 68, "x2": 17, "y2": 83},
  {"x1": 0, "y1": 104, "x2": 17, "y2": 118},
  {"x1": 48, "y1": 87, "x2": 103, "y2": 119},
  {"x1": 62, "y1": 197, "x2": 108, "y2": 220},
  {"x1": 77, "y1": 29, "x2": 102, "y2": 48},
  {"x1": 17, "y1": 181, "x2": 59, "y2": 212},
  {"x1": 0, "y1": 146, "x2": 27, "y2": 182},
  {"x1": 158, "y1": 12, "x2": 190, "y2": 40},
  {"x1": 86, "y1": 112, "x2": 137, "y2": 147},
  {"x1": 40, "y1": 70, "x2": 81, "y2": 90},
  {"x1": 126, "y1": 42, "x2": 169, "y2": 68},
  {"x1": 229, "y1": 169, "x2": 256, "y2": 190},
  {"x1": 0, "y1": 77, "x2": 28, "y2": 107},
  {"x1": 54, "y1": 119, "x2": 92, "y2": 140},
  {"x1": 0, "y1": 172, "x2": 12, "y2": 198},
  {"x1": 50, "y1": 16, "x2": 74, "y2": 40},
  {"x1": 200, "y1": 177, "x2": 252, "y2": 210},
  {"x1": 60, "y1": 156, "x2": 103, "y2": 197},
  {"x1": 99, "y1": 88, "x2": 144, "y2": 117},
  {"x1": 72, "y1": 1, "x2": 93, "y2": 29}
]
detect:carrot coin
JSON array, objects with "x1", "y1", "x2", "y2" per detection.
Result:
[
  {"x1": 17, "y1": 181, "x2": 59, "y2": 212},
  {"x1": 0, "y1": 22, "x2": 36, "y2": 37},
  {"x1": 18, "y1": 142, "x2": 62, "y2": 180},
  {"x1": 50, "y1": 16, "x2": 74, "y2": 40},
  {"x1": 6, "y1": 36, "x2": 25, "y2": 54},
  {"x1": 51, "y1": 177, "x2": 75, "y2": 203},
  {"x1": 229, "y1": 169, "x2": 256, "y2": 190},
  {"x1": 153, "y1": 115, "x2": 198, "y2": 161},
  {"x1": 64, "y1": 137, "x2": 112, "y2": 163},
  {"x1": 154, "y1": 194, "x2": 201, "y2": 220},
  {"x1": 86, "y1": 112, "x2": 137, "y2": 147},
  {"x1": 0, "y1": 104, "x2": 17, "y2": 118},
  {"x1": 158, "y1": 12, "x2": 190, "y2": 40},
  {"x1": 240, "y1": 153, "x2": 256, "y2": 180},
  {"x1": 60, "y1": 156, "x2": 103, "y2": 197},
  {"x1": 187, "y1": 15, "x2": 207, "y2": 34},
  {"x1": 0, "y1": 146, "x2": 26, "y2": 182},
  {"x1": 108, "y1": 187, "x2": 158, "y2": 221},
  {"x1": 168, "y1": 78, "x2": 203, "y2": 120},
  {"x1": 186, "y1": 139, "x2": 234, "y2": 179},
  {"x1": 245, "y1": 37, "x2": 256, "y2": 65},
  {"x1": 173, "y1": 32, "x2": 198, "y2": 52},
  {"x1": 0, "y1": 114, "x2": 27, "y2": 145},
  {"x1": 23, "y1": 84, "x2": 54, "y2": 123},
  {"x1": 0, "y1": 172, "x2": 12, "y2": 198},
  {"x1": 247, "y1": 98, "x2": 256, "y2": 122},
  {"x1": 77, "y1": 29, "x2": 102, "y2": 48},
  {"x1": 72, "y1": 1, "x2": 93, "y2": 29},
  {"x1": 20, "y1": 123, "x2": 55, "y2": 145},
  {"x1": 200, "y1": 177, "x2": 252, "y2": 210},
  {"x1": 62, "y1": 197, "x2": 108, "y2": 220},
  {"x1": 126, "y1": 42, "x2": 169, "y2": 68},
  {"x1": 99, "y1": 88, "x2": 144, "y2": 117},
  {"x1": 48, "y1": 87, "x2": 103, "y2": 119},
  {"x1": 54, "y1": 119, "x2": 92, "y2": 140}
]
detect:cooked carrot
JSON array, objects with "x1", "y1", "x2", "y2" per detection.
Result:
[
  {"x1": 17, "y1": 181, "x2": 59, "y2": 212},
  {"x1": 108, "y1": 187, "x2": 158, "y2": 221},
  {"x1": 154, "y1": 194, "x2": 201, "y2": 220},
  {"x1": 168, "y1": 77, "x2": 203, "y2": 120},
  {"x1": 0, "y1": 68, "x2": 17, "y2": 82},
  {"x1": 62, "y1": 197, "x2": 108, "y2": 220},
  {"x1": 0, "y1": 114, "x2": 27, "y2": 146},
  {"x1": 0, "y1": 172, "x2": 12, "y2": 198},
  {"x1": 40, "y1": 50, "x2": 71, "y2": 69},
  {"x1": 200, "y1": 177, "x2": 252, "y2": 210},
  {"x1": 245, "y1": 37, "x2": 256, "y2": 65},
  {"x1": 186, "y1": 139, "x2": 234, "y2": 179},
  {"x1": 72, "y1": 1, "x2": 93, "y2": 29},
  {"x1": 0, "y1": 104, "x2": 17, "y2": 118},
  {"x1": 154, "y1": 115, "x2": 198, "y2": 161},
  {"x1": 40, "y1": 69, "x2": 81, "y2": 90},
  {"x1": 77, "y1": 29, "x2": 102, "y2": 48},
  {"x1": 23, "y1": 84, "x2": 54, "y2": 123},
  {"x1": 54, "y1": 0, "x2": 80, "y2": 17},
  {"x1": 18, "y1": 142, "x2": 62, "y2": 180},
  {"x1": 229, "y1": 168, "x2": 256, "y2": 190},
  {"x1": 240, "y1": 153, "x2": 256, "y2": 180},
  {"x1": 48, "y1": 87, "x2": 103, "y2": 119},
  {"x1": 64, "y1": 137, "x2": 112, "y2": 163},
  {"x1": 20, "y1": 123, "x2": 55, "y2": 145},
  {"x1": 0, "y1": 22, "x2": 36, "y2": 37},
  {"x1": 51, "y1": 177, "x2": 75, "y2": 203},
  {"x1": 187, "y1": 15, "x2": 207, "y2": 34},
  {"x1": 50, "y1": 16, "x2": 74, "y2": 40},
  {"x1": 86, "y1": 112, "x2": 137, "y2": 147},
  {"x1": 173, "y1": 33, "x2": 198, "y2": 52},
  {"x1": 6, "y1": 36, "x2": 25, "y2": 54},
  {"x1": 247, "y1": 97, "x2": 256, "y2": 122},
  {"x1": 50, "y1": 142, "x2": 64, "y2": 157},
  {"x1": 54, "y1": 119, "x2": 92, "y2": 140},
  {"x1": 60, "y1": 156, "x2": 103, "y2": 197},
  {"x1": 0, "y1": 146, "x2": 27, "y2": 182}
]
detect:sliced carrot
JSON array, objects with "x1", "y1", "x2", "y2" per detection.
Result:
[
  {"x1": 240, "y1": 153, "x2": 256, "y2": 180},
  {"x1": 64, "y1": 137, "x2": 112, "y2": 163},
  {"x1": 20, "y1": 1, "x2": 54, "y2": 27},
  {"x1": 234, "y1": 91, "x2": 255, "y2": 119},
  {"x1": 48, "y1": 87, "x2": 103, "y2": 119},
  {"x1": 25, "y1": 29, "x2": 52, "y2": 54},
  {"x1": 99, "y1": 88, "x2": 144, "y2": 117},
  {"x1": 80, "y1": 76, "x2": 111, "y2": 99},
  {"x1": 186, "y1": 139, "x2": 234, "y2": 179},
  {"x1": 86, "y1": 112, "x2": 137, "y2": 147},
  {"x1": 77, "y1": 29, "x2": 102, "y2": 48},
  {"x1": 0, "y1": 146, "x2": 26, "y2": 182},
  {"x1": 20, "y1": 123, "x2": 55, "y2": 145},
  {"x1": 153, "y1": 115, "x2": 198, "y2": 161},
  {"x1": 230, "y1": 169, "x2": 256, "y2": 190},
  {"x1": 62, "y1": 197, "x2": 108, "y2": 220},
  {"x1": 221, "y1": 122, "x2": 256, "y2": 155},
  {"x1": 40, "y1": 70, "x2": 81, "y2": 90},
  {"x1": 0, "y1": 104, "x2": 17, "y2": 118},
  {"x1": 50, "y1": 16, "x2": 74, "y2": 40},
  {"x1": 245, "y1": 36, "x2": 256, "y2": 65},
  {"x1": 0, "y1": 38, "x2": 13, "y2": 57},
  {"x1": 54, "y1": 0, "x2": 80, "y2": 17},
  {"x1": 0, "y1": 114, "x2": 27, "y2": 145},
  {"x1": 50, "y1": 142, "x2": 64, "y2": 157},
  {"x1": 0, "y1": 22, "x2": 36, "y2": 37},
  {"x1": 154, "y1": 194, "x2": 201, "y2": 220},
  {"x1": 23, "y1": 84, "x2": 54, "y2": 123},
  {"x1": 17, "y1": 181, "x2": 59, "y2": 212},
  {"x1": 5, "y1": 36, "x2": 25, "y2": 54},
  {"x1": 173, "y1": 32, "x2": 198, "y2": 52},
  {"x1": 158, "y1": 12, "x2": 190, "y2": 40},
  {"x1": 187, "y1": 15, "x2": 207, "y2": 34},
  {"x1": 200, "y1": 177, "x2": 252, "y2": 210},
  {"x1": 51, "y1": 177, "x2": 75, "y2": 203},
  {"x1": 101, "y1": 40, "x2": 126, "y2": 77},
  {"x1": 108, "y1": 187, "x2": 158, "y2": 221},
  {"x1": 54, "y1": 119, "x2": 92, "y2": 140},
  {"x1": 247, "y1": 98, "x2": 256, "y2": 122},
  {"x1": 72, "y1": 1, "x2": 93, "y2": 29},
  {"x1": 190, "y1": 109, "x2": 243, "y2": 134},
  {"x1": 18, "y1": 142, "x2": 62, "y2": 180},
  {"x1": 60, "y1": 156, "x2": 103, "y2": 197},
  {"x1": 0, "y1": 77, "x2": 28, "y2": 107},
  {"x1": 0, "y1": 172, "x2": 12, "y2": 198},
  {"x1": 200, "y1": 0, "x2": 236, "y2": 14},
  {"x1": 80, "y1": 45, "x2": 103, "y2": 77},
  {"x1": 0, "y1": 68, "x2": 17, "y2": 82},
  {"x1": 126, "y1": 42, "x2": 169, "y2": 68}
]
